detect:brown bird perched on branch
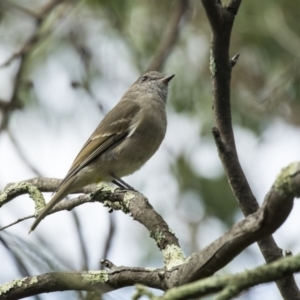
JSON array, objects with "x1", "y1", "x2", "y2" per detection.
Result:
[{"x1": 29, "y1": 71, "x2": 175, "y2": 232}]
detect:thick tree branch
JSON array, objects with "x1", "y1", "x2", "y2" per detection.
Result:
[
  {"x1": 141, "y1": 253, "x2": 300, "y2": 300},
  {"x1": 1, "y1": 162, "x2": 300, "y2": 298},
  {"x1": 0, "y1": 266, "x2": 166, "y2": 300},
  {"x1": 4, "y1": 178, "x2": 76, "y2": 195},
  {"x1": 201, "y1": 0, "x2": 300, "y2": 298},
  {"x1": 0, "y1": 182, "x2": 181, "y2": 262},
  {"x1": 172, "y1": 162, "x2": 300, "y2": 285},
  {"x1": 0, "y1": 182, "x2": 46, "y2": 210}
]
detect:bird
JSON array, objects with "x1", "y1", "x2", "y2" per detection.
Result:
[{"x1": 29, "y1": 71, "x2": 175, "y2": 232}]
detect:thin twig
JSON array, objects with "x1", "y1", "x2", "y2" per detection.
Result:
[
  {"x1": 71, "y1": 210, "x2": 89, "y2": 271},
  {"x1": 100, "y1": 213, "x2": 116, "y2": 265},
  {"x1": 0, "y1": 0, "x2": 66, "y2": 133},
  {"x1": 230, "y1": 53, "x2": 239, "y2": 67},
  {"x1": 0, "y1": 0, "x2": 63, "y2": 68},
  {"x1": 0, "y1": 216, "x2": 34, "y2": 231},
  {"x1": 146, "y1": 0, "x2": 189, "y2": 72},
  {"x1": 0, "y1": 1, "x2": 40, "y2": 19},
  {"x1": 0, "y1": 236, "x2": 42, "y2": 300},
  {"x1": 7, "y1": 129, "x2": 43, "y2": 176},
  {"x1": 69, "y1": 32, "x2": 104, "y2": 111}
]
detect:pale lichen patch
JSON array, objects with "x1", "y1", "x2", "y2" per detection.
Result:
[
  {"x1": 145, "y1": 267, "x2": 157, "y2": 271},
  {"x1": 0, "y1": 182, "x2": 45, "y2": 210},
  {"x1": 151, "y1": 228, "x2": 165, "y2": 246},
  {"x1": 0, "y1": 278, "x2": 28, "y2": 296},
  {"x1": 162, "y1": 244, "x2": 186, "y2": 270},
  {"x1": 97, "y1": 183, "x2": 116, "y2": 194},
  {"x1": 274, "y1": 162, "x2": 299, "y2": 197},
  {"x1": 102, "y1": 190, "x2": 134, "y2": 213},
  {"x1": 29, "y1": 276, "x2": 38, "y2": 285},
  {"x1": 103, "y1": 200, "x2": 124, "y2": 211},
  {"x1": 123, "y1": 191, "x2": 135, "y2": 209},
  {"x1": 209, "y1": 48, "x2": 217, "y2": 77},
  {"x1": 90, "y1": 183, "x2": 114, "y2": 201},
  {"x1": 0, "y1": 190, "x2": 8, "y2": 205},
  {"x1": 81, "y1": 270, "x2": 108, "y2": 285},
  {"x1": 27, "y1": 184, "x2": 45, "y2": 211}
]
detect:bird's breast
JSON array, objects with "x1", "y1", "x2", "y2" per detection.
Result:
[
  {"x1": 95, "y1": 102, "x2": 167, "y2": 178},
  {"x1": 115, "y1": 104, "x2": 166, "y2": 166},
  {"x1": 131, "y1": 104, "x2": 166, "y2": 149}
]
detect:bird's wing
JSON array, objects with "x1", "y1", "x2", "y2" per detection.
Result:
[
  {"x1": 56, "y1": 100, "x2": 141, "y2": 190},
  {"x1": 29, "y1": 101, "x2": 141, "y2": 233}
]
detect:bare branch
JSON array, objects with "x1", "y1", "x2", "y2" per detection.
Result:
[
  {"x1": 69, "y1": 32, "x2": 104, "y2": 112},
  {"x1": 7, "y1": 129, "x2": 43, "y2": 176},
  {"x1": 230, "y1": 53, "x2": 239, "y2": 67},
  {"x1": 201, "y1": 0, "x2": 223, "y2": 32},
  {"x1": 4, "y1": 179, "x2": 98, "y2": 196},
  {"x1": 202, "y1": 0, "x2": 300, "y2": 298},
  {"x1": 0, "y1": 216, "x2": 33, "y2": 231},
  {"x1": 1, "y1": 162, "x2": 300, "y2": 298},
  {"x1": 226, "y1": 0, "x2": 242, "y2": 16},
  {"x1": 0, "y1": 182, "x2": 46, "y2": 209},
  {"x1": 100, "y1": 213, "x2": 116, "y2": 266},
  {"x1": 153, "y1": 253, "x2": 300, "y2": 300},
  {"x1": 0, "y1": 0, "x2": 70, "y2": 132},
  {"x1": 101, "y1": 259, "x2": 116, "y2": 269},
  {"x1": 0, "y1": 266, "x2": 166, "y2": 300},
  {"x1": 72, "y1": 210, "x2": 89, "y2": 271},
  {"x1": 0, "y1": 0, "x2": 63, "y2": 68},
  {"x1": 1, "y1": 181, "x2": 181, "y2": 255},
  {"x1": 146, "y1": 0, "x2": 189, "y2": 72},
  {"x1": 0, "y1": 1, "x2": 40, "y2": 19},
  {"x1": 0, "y1": 236, "x2": 43, "y2": 300}
]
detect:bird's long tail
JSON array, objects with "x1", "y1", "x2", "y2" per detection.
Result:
[{"x1": 29, "y1": 177, "x2": 76, "y2": 233}]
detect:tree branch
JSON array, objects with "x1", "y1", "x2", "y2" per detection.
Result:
[
  {"x1": 0, "y1": 0, "x2": 68, "y2": 132},
  {"x1": 148, "y1": 253, "x2": 300, "y2": 300},
  {"x1": 0, "y1": 181, "x2": 181, "y2": 266},
  {"x1": 0, "y1": 266, "x2": 166, "y2": 300},
  {"x1": 1, "y1": 162, "x2": 300, "y2": 298},
  {"x1": 7, "y1": 129, "x2": 43, "y2": 177},
  {"x1": 145, "y1": 0, "x2": 189, "y2": 72},
  {"x1": 100, "y1": 213, "x2": 116, "y2": 268},
  {"x1": 201, "y1": 0, "x2": 300, "y2": 298},
  {"x1": 71, "y1": 210, "x2": 89, "y2": 271}
]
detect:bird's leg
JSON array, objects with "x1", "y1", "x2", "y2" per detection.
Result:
[
  {"x1": 111, "y1": 179, "x2": 127, "y2": 190},
  {"x1": 110, "y1": 173, "x2": 136, "y2": 191}
]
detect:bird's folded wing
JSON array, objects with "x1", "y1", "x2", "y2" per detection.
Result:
[{"x1": 56, "y1": 101, "x2": 141, "y2": 190}]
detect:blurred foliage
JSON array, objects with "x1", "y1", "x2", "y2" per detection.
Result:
[
  {"x1": 172, "y1": 155, "x2": 237, "y2": 225},
  {"x1": 3, "y1": 0, "x2": 299, "y2": 124},
  {"x1": 1, "y1": 0, "x2": 300, "y2": 237}
]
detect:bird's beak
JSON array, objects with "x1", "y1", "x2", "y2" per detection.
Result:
[{"x1": 161, "y1": 74, "x2": 175, "y2": 84}]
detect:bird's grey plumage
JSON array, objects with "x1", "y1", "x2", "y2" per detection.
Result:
[{"x1": 29, "y1": 71, "x2": 174, "y2": 233}]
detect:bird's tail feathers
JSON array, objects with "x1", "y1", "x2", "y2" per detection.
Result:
[{"x1": 29, "y1": 177, "x2": 76, "y2": 233}]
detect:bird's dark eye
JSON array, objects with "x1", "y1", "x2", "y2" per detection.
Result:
[{"x1": 141, "y1": 76, "x2": 148, "y2": 82}]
